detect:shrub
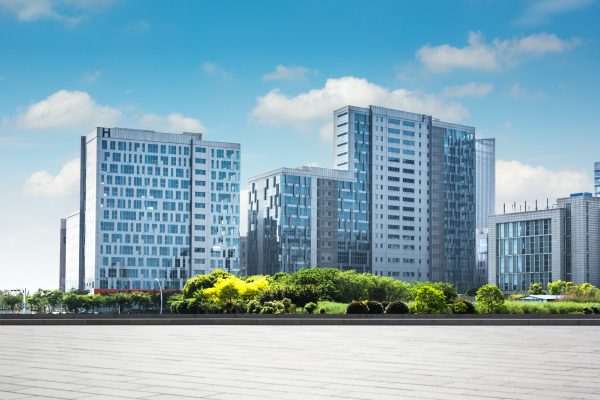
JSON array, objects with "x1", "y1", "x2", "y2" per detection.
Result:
[
  {"x1": 476, "y1": 285, "x2": 505, "y2": 314},
  {"x1": 412, "y1": 286, "x2": 448, "y2": 314},
  {"x1": 385, "y1": 301, "x2": 409, "y2": 314},
  {"x1": 319, "y1": 308, "x2": 326, "y2": 314},
  {"x1": 182, "y1": 269, "x2": 232, "y2": 298},
  {"x1": 246, "y1": 300, "x2": 262, "y2": 314},
  {"x1": 452, "y1": 300, "x2": 476, "y2": 314},
  {"x1": 408, "y1": 282, "x2": 457, "y2": 303},
  {"x1": 547, "y1": 280, "x2": 570, "y2": 295},
  {"x1": 365, "y1": 300, "x2": 384, "y2": 314},
  {"x1": 304, "y1": 302, "x2": 318, "y2": 314},
  {"x1": 259, "y1": 284, "x2": 320, "y2": 307},
  {"x1": 346, "y1": 301, "x2": 369, "y2": 314},
  {"x1": 529, "y1": 283, "x2": 545, "y2": 295}
]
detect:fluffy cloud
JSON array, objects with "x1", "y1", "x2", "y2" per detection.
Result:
[
  {"x1": 262, "y1": 65, "x2": 317, "y2": 81},
  {"x1": 515, "y1": 0, "x2": 595, "y2": 26},
  {"x1": 4, "y1": 89, "x2": 207, "y2": 134},
  {"x1": 417, "y1": 31, "x2": 578, "y2": 73},
  {"x1": 250, "y1": 76, "x2": 468, "y2": 141},
  {"x1": 23, "y1": 158, "x2": 80, "y2": 198},
  {"x1": 496, "y1": 160, "x2": 592, "y2": 212},
  {"x1": 139, "y1": 112, "x2": 206, "y2": 133},
  {"x1": 0, "y1": 0, "x2": 112, "y2": 25},
  {"x1": 9, "y1": 90, "x2": 121, "y2": 131},
  {"x1": 442, "y1": 82, "x2": 493, "y2": 98}
]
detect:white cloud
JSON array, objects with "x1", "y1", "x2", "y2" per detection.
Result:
[
  {"x1": 250, "y1": 76, "x2": 468, "y2": 141},
  {"x1": 442, "y1": 82, "x2": 493, "y2": 98},
  {"x1": 139, "y1": 112, "x2": 206, "y2": 133},
  {"x1": 515, "y1": 0, "x2": 595, "y2": 26},
  {"x1": 4, "y1": 89, "x2": 207, "y2": 134},
  {"x1": 496, "y1": 160, "x2": 592, "y2": 212},
  {"x1": 81, "y1": 69, "x2": 101, "y2": 82},
  {"x1": 0, "y1": 0, "x2": 112, "y2": 25},
  {"x1": 23, "y1": 158, "x2": 80, "y2": 198},
  {"x1": 7, "y1": 90, "x2": 121, "y2": 131},
  {"x1": 201, "y1": 62, "x2": 230, "y2": 78},
  {"x1": 506, "y1": 82, "x2": 547, "y2": 100},
  {"x1": 262, "y1": 65, "x2": 317, "y2": 81},
  {"x1": 417, "y1": 31, "x2": 579, "y2": 73}
]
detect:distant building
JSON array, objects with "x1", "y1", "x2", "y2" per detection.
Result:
[
  {"x1": 63, "y1": 211, "x2": 83, "y2": 291},
  {"x1": 475, "y1": 138, "x2": 495, "y2": 289},
  {"x1": 61, "y1": 127, "x2": 241, "y2": 293},
  {"x1": 475, "y1": 138, "x2": 495, "y2": 232},
  {"x1": 239, "y1": 236, "x2": 248, "y2": 277},
  {"x1": 249, "y1": 105, "x2": 480, "y2": 291},
  {"x1": 59, "y1": 219, "x2": 66, "y2": 291},
  {"x1": 488, "y1": 193, "x2": 600, "y2": 292},
  {"x1": 595, "y1": 162, "x2": 600, "y2": 197}
]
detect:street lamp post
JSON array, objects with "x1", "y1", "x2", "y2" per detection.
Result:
[{"x1": 154, "y1": 278, "x2": 163, "y2": 315}]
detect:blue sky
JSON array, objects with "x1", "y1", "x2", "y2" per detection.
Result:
[{"x1": 1, "y1": 0, "x2": 599, "y2": 289}]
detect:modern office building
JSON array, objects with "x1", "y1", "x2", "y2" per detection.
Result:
[
  {"x1": 248, "y1": 105, "x2": 479, "y2": 291},
  {"x1": 239, "y1": 236, "x2": 248, "y2": 277},
  {"x1": 488, "y1": 193, "x2": 600, "y2": 292},
  {"x1": 59, "y1": 219, "x2": 66, "y2": 291},
  {"x1": 474, "y1": 138, "x2": 495, "y2": 288},
  {"x1": 61, "y1": 211, "x2": 83, "y2": 291},
  {"x1": 62, "y1": 127, "x2": 240, "y2": 293},
  {"x1": 476, "y1": 139, "x2": 495, "y2": 232},
  {"x1": 594, "y1": 162, "x2": 600, "y2": 197}
]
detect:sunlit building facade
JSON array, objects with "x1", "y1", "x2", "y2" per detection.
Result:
[
  {"x1": 64, "y1": 127, "x2": 240, "y2": 293},
  {"x1": 248, "y1": 105, "x2": 479, "y2": 291}
]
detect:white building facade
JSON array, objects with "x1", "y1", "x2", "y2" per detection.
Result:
[{"x1": 72, "y1": 127, "x2": 240, "y2": 293}]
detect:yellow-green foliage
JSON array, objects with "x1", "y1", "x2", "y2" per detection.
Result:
[
  {"x1": 504, "y1": 301, "x2": 597, "y2": 314},
  {"x1": 203, "y1": 276, "x2": 270, "y2": 303}
]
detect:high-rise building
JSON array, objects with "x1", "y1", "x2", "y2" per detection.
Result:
[
  {"x1": 239, "y1": 236, "x2": 248, "y2": 277},
  {"x1": 59, "y1": 219, "x2": 66, "y2": 292},
  {"x1": 248, "y1": 105, "x2": 478, "y2": 291},
  {"x1": 488, "y1": 193, "x2": 600, "y2": 292},
  {"x1": 476, "y1": 139, "x2": 495, "y2": 232},
  {"x1": 63, "y1": 127, "x2": 240, "y2": 293},
  {"x1": 474, "y1": 138, "x2": 496, "y2": 288},
  {"x1": 61, "y1": 211, "x2": 83, "y2": 291},
  {"x1": 594, "y1": 162, "x2": 600, "y2": 197}
]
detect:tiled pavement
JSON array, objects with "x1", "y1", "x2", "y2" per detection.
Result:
[{"x1": 0, "y1": 326, "x2": 599, "y2": 399}]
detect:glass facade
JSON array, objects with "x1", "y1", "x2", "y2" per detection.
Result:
[
  {"x1": 496, "y1": 219, "x2": 552, "y2": 292},
  {"x1": 595, "y1": 162, "x2": 600, "y2": 197},
  {"x1": 82, "y1": 127, "x2": 240, "y2": 293}
]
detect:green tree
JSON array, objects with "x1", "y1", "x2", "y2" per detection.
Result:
[
  {"x1": 476, "y1": 285, "x2": 505, "y2": 314},
  {"x1": 182, "y1": 269, "x2": 232, "y2": 298},
  {"x1": 547, "y1": 280, "x2": 570, "y2": 295},
  {"x1": 62, "y1": 292, "x2": 87, "y2": 313},
  {"x1": 27, "y1": 290, "x2": 49, "y2": 314},
  {"x1": 412, "y1": 286, "x2": 448, "y2": 314},
  {"x1": 528, "y1": 283, "x2": 545, "y2": 295},
  {"x1": 1, "y1": 292, "x2": 23, "y2": 313},
  {"x1": 45, "y1": 290, "x2": 64, "y2": 313}
]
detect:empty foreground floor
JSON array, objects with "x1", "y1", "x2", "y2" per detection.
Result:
[{"x1": 0, "y1": 326, "x2": 599, "y2": 400}]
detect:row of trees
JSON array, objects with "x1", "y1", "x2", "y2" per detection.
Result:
[{"x1": 0, "y1": 289, "x2": 169, "y2": 314}]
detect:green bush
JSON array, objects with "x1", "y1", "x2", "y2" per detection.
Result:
[
  {"x1": 319, "y1": 307, "x2": 326, "y2": 314},
  {"x1": 452, "y1": 300, "x2": 476, "y2": 314},
  {"x1": 529, "y1": 283, "x2": 545, "y2": 295},
  {"x1": 182, "y1": 269, "x2": 232, "y2": 298},
  {"x1": 412, "y1": 286, "x2": 448, "y2": 314},
  {"x1": 246, "y1": 300, "x2": 262, "y2": 314},
  {"x1": 346, "y1": 301, "x2": 369, "y2": 314},
  {"x1": 476, "y1": 285, "x2": 505, "y2": 314},
  {"x1": 385, "y1": 301, "x2": 410, "y2": 314},
  {"x1": 547, "y1": 280, "x2": 570, "y2": 295},
  {"x1": 408, "y1": 282, "x2": 457, "y2": 303},
  {"x1": 259, "y1": 284, "x2": 320, "y2": 307},
  {"x1": 365, "y1": 301, "x2": 384, "y2": 314},
  {"x1": 304, "y1": 302, "x2": 318, "y2": 314}
]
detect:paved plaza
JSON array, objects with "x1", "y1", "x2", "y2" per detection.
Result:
[{"x1": 0, "y1": 326, "x2": 599, "y2": 399}]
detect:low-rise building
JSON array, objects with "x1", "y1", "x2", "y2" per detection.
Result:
[{"x1": 488, "y1": 193, "x2": 600, "y2": 292}]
